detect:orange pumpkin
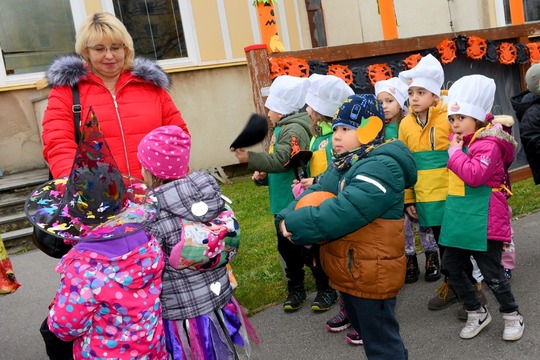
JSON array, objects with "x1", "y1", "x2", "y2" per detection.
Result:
[
  {"x1": 295, "y1": 191, "x2": 336, "y2": 209},
  {"x1": 357, "y1": 116, "x2": 384, "y2": 144}
]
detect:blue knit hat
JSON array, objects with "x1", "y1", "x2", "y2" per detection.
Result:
[
  {"x1": 332, "y1": 94, "x2": 386, "y2": 145},
  {"x1": 332, "y1": 94, "x2": 385, "y2": 129}
]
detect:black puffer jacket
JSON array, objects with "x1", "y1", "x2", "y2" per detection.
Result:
[{"x1": 511, "y1": 91, "x2": 540, "y2": 184}]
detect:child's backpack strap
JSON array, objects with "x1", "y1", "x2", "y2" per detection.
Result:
[{"x1": 169, "y1": 204, "x2": 240, "y2": 271}]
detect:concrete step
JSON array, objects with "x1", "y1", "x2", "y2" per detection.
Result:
[
  {"x1": 0, "y1": 191, "x2": 27, "y2": 216},
  {"x1": 0, "y1": 168, "x2": 49, "y2": 192},
  {"x1": 0, "y1": 211, "x2": 31, "y2": 234},
  {"x1": 1, "y1": 227, "x2": 35, "y2": 254}
]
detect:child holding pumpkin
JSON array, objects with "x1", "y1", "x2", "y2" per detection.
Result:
[
  {"x1": 277, "y1": 94, "x2": 416, "y2": 359},
  {"x1": 233, "y1": 75, "x2": 337, "y2": 313}
]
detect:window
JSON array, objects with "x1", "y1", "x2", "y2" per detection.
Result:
[
  {"x1": 500, "y1": 0, "x2": 540, "y2": 24},
  {"x1": 0, "y1": 0, "x2": 196, "y2": 87},
  {"x1": 0, "y1": 0, "x2": 79, "y2": 85},
  {"x1": 112, "y1": 0, "x2": 189, "y2": 61}
]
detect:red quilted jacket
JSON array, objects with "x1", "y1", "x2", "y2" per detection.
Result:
[{"x1": 42, "y1": 55, "x2": 189, "y2": 180}]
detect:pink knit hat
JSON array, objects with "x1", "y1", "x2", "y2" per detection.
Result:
[{"x1": 137, "y1": 125, "x2": 191, "y2": 180}]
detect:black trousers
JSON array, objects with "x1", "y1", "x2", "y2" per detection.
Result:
[
  {"x1": 40, "y1": 317, "x2": 73, "y2": 360},
  {"x1": 275, "y1": 225, "x2": 330, "y2": 290}
]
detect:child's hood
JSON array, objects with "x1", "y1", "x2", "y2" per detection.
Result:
[
  {"x1": 475, "y1": 125, "x2": 517, "y2": 166},
  {"x1": 511, "y1": 91, "x2": 540, "y2": 119},
  {"x1": 277, "y1": 112, "x2": 311, "y2": 135},
  {"x1": 370, "y1": 140, "x2": 418, "y2": 189},
  {"x1": 59, "y1": 238, "x2": 163, "y2": 290},
  {"x1": 46, "y1": 54, "x2": 171, "y2": 89},
  {"x1": 157, "y1": 171, "x2": 225, "y2": 222}
]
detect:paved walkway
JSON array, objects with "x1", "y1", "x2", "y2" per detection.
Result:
[{"x1": 2, "y1": 212, "x2": 540, "y2": 359}]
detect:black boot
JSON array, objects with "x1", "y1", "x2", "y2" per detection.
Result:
[
  {"x1": 425, "y1": 251, "x2": 442, "y2": 282},
  {"x1": 405, "y1": 254, "x2": 420, "y2": 284},
  {"x1": 283, "y1": 283, "x2": 306, "y2": 312}
]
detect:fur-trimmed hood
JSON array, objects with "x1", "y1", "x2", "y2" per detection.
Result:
[{"x1": 46, "y1": 54, "x2": 171, "y2": 89}]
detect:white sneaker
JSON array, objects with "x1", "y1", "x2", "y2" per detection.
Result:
[
  {"x1": 503, "y1": 311, "x2": 524, "y2": 341},
  {"x1": 460, "y1": 306, "x2": 492, "y2": 339}
]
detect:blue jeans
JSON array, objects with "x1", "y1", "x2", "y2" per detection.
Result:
[
  {"x1": 341, "y1": 293, "x2": 408, "y2": 360},
  {"x1": 442, "y1": 240, "x2": 519, "y2": 313}
]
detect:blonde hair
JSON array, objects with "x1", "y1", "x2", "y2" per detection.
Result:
[{"x1": 75, "y1": 12, "x2": 135, "y2": 70}]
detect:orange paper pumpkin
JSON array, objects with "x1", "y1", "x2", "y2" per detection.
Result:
[
  {"x1": 357, "y1": 116, "x2": 384, "y2": 144},
  {"x1": 466, "y1": 36, "x2": 487, "y2": 60},
  {"x1": 366, "y1": 63, "x2": 393, "y2": 86},
  {"x1": 327, "y1": 64, "x2": 353, "y2": 85},
  {"x1": 526, "y1": 42, "x2": 540, "y2": 63},
  {"x1": 295, "y1": 191, "x2": 336, "y2": 209},
  {"x1": 437, "y1": 39, "x2": 457, "y2": 64},
  {"x1": 282, "y1": 57, "x2": 309, "y2": 77},
  {"x1": 403, "y1": 54, "x2": 422, "y2": 69},
  {"x1": 269, "y1": 58, "x2": 286, "y2": 79},
  {"x1": 497, "y1": 42, "x2": 517, "y2": 65}
]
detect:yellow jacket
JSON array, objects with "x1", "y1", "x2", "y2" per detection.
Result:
[{"x1": 398, "y1": 95, "x2": 450, "y2": 226}]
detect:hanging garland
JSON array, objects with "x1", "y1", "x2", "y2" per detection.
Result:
[{"x1": 268, "y1": 35, "x2": 540, "y2": 91}]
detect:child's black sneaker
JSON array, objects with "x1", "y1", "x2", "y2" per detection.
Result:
[
  {"x1": 311, "y1": 288, "x2": 338, "y2": 312},
  {"x1": 346, "y1": 331, "x2": 363, "y2": 345},
  {"x1": 283, "y1": 287, "x2": 306, "y2": 312},
  {"x1": 326, "y1": 312, "x2": 351, "y2": 332}
]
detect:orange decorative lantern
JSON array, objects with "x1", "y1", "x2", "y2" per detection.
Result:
[
  {"x1": 366, "y1": 64, "x2": 393, "y2": 85},
  {"x1": 497, "y1": 42, "x2": 517, "y2": 65},
  {"x1": 327, "y1": 64, "x2": 353, "y2": 85},
  {"x1": 466, "y1": 36, "x2": 487, "y2": 60},
  {"x1": 437, "y1": 39, "x2": 457, "y2": 64}
]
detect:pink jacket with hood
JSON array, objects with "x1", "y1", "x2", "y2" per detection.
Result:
[{"x1": 447, "y1": 117, "x2": 517, "y2": 242}]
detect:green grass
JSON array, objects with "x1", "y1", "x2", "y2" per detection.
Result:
[{"x1": 222, "y1": 175, "x2": 540, "y2": 315}]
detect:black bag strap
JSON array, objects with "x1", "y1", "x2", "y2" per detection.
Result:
[{"x1": 72, "y1": 84, "x2": 81, "y2": 143}]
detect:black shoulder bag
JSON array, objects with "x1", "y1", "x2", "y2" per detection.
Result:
[{"x1": 32, "y1": 84, "x2": 81, "y2": 258}]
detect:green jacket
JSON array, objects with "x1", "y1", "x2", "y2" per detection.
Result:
[
  {"x1": 248, "y1": 112, "x2": 311, "y2": 214},
  {"x1": 276, "y1": 140, "x2": 417, "y2": 299}
]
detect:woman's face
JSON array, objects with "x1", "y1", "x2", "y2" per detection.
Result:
[
  {"x1": 86, "y1": 41, "x2": 126, "y2": 80},
  {"x1": 332, "y1": 125, "x2": 361, "y2": 154}
]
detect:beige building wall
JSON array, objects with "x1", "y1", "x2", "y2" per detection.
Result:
[{"x1": 0, "y1": 0, "x2": 512, "y2": 175}]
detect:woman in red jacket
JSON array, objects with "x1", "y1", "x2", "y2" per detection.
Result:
[
  {"x1": 39, "y1": 12, "x2": 189, "y2": 360},
  {"x1": 42, "y1": 12, "x2": 189, "y2": 180}
]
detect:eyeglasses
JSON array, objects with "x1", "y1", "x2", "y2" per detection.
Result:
[{"x1": 87, "y1": 44, "x2": 125, "y2": 54}]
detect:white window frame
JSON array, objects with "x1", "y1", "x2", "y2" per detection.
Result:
[
  {"x1": 102, "y1": 0, "x2": 200, "y2": 69},
  {"x1": 0, "y1": 0, "x2": 200, "y2": 87},
  {"x1": 0, "y1": 0, "x2": 86, "y2": 87}
]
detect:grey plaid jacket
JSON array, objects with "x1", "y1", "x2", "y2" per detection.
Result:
[{"x1": 147, "y1": 172, "x2": 233, "y2": 320}]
